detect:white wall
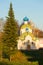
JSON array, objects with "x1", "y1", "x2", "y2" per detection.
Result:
[
  {"x1": 38, "y1": 38, "x2": 43, "y2": 48},
  {"x1": 25, "y1": 35, "x2": 32, "y2": 42},
  {"x1": 20, "y1": 28, "x2": 32, "y2": 35},
  {"x1": 20, "y1": 29, "x2": 25, "y2": 34},
  {"x1": 17, "y1": 39, "x2": 27, "y2": 50},
  {"x1": 17, "y1": 35, "x2": 32, "y2": 50}
]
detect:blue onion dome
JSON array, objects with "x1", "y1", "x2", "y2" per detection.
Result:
[{"x1": 23, "y1": 16, "x2": 29, "y2": 21}]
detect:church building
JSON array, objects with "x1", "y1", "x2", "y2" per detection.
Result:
[{"x1": 17, "y1": 17, "x2": 39, "y2": 50}]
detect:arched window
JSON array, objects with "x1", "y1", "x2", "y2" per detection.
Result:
[
  {"x1": 31, "y1": 42, "x2": 36, "y2": 49},
  {"x1": 31, "y1": 42, "x2": 35, "y2": 47}
]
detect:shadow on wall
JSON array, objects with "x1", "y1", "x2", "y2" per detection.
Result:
[{"x1": 21, "y1": 49, "x2": 43, "y2": 65}]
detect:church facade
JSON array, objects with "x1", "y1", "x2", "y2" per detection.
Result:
[{"x1": 17, "y1": 17, "x2": 40, "y2": 50}]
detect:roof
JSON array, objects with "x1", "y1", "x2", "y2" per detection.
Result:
[
  {"x1": 19, "y1": 32, "x2": 37, "y2": 41},
  {"x1": 20, "y1": 23, "x2": 32, "y2": 29},
  {"x1": 23, "y1": 16, "x2": 29, "y2": 21}
]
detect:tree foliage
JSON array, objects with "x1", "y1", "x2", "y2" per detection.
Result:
[{"x1": 2, "y1": 3, "x2": 19, "y2": 57}]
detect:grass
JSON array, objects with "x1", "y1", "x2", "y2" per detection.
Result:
[
  {"x1": 0, "y1": 41, "x2": 42, "y2": 65},
  {"x1": 1, "y1": 50, "x2": 38, "y2": 65},
  {"x1": 0, "y1": 61, "x2": 38, "y2": 65}
]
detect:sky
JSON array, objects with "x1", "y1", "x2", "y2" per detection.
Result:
[{"x1": 0, "y1": 0, "x2": 43, "y2": 30}]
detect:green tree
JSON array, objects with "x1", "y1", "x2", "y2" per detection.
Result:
[{"x1": 2, "y1": 3, "x2": 18, "y2": 59}]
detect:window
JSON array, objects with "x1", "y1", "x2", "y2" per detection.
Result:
[
  {"x1": 26, "y1": 28, "x2": 29, "y2": 32},
  {"x1": 32, "y1": 42, "x2": 35, "y2": 46}
]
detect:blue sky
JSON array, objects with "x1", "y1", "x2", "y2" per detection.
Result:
[{"x1": 0, "y1": 0, "x2": 43, "y2": 30}]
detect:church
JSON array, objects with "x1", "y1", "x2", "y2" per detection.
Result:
[{"x1": 17, "y1": 17, "x2": 40, "y2": 50}]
